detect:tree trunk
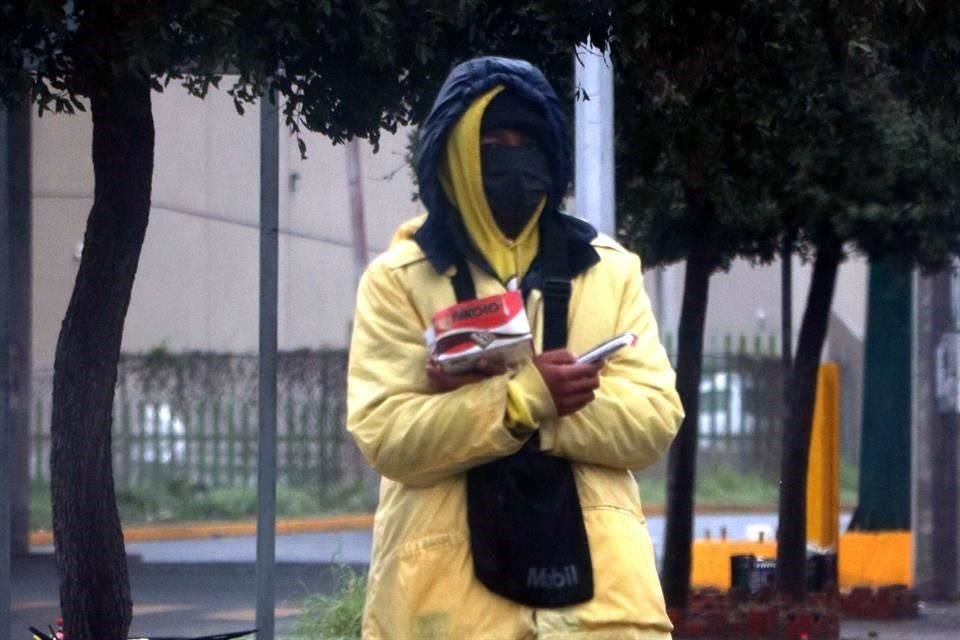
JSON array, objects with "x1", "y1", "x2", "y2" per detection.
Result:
[
  {"x1": 662, "y1": 229, "x2": 713, "y2": 611},
  {"x1": 50, "y1": 77, "x2": 154, "y2": 640},
  {"x1": 775, "y1": 236, "x2": 842, "y2": 601}
]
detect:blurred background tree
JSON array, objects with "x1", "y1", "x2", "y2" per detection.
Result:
[{"x1": 613, "y1": 0, "x2": 960, "y2": 608}]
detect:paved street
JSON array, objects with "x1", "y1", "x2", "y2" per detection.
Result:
[
  {"x1": 12, "y1": 554, "x2": 361, "y2": 639},
  {"x1": 14, "y1": 512, "x2": 960, "y2": 639},
  {"x1": 33, "y1": 512, "x2": 819, "y2": 566}
]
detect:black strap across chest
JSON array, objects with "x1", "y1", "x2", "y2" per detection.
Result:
[
  {"x1": 451, "y1": 215, "x2": 571, "y2": 348},
  {"x1": 453, "y1": 214, "x2": 594, "y2": 609}
]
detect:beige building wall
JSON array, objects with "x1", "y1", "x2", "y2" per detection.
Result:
[
  {"x1": 31, "y1": 83, "x2": 867, "y2": 371},
  {"x1": 33, "y1": 101, "x2": 95, "y2": 370},
  {"x1": 646, "y1": 254, "x2": 868, "y2": 355},
  {"x1": 32, "y1": 85, "x2": 420, "y2": 370}
]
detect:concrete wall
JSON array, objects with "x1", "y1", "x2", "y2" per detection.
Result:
[
  {"x1": 647, "y1": 255, "x2": 868, "y2": 354},
  {"x1": 31, "y1": 83, "x2": 867, "y2": 370},
  {"x1": 32, "y1": 85, "x2": 419, "y2": 369}
]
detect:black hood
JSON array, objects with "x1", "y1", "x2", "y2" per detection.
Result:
[{"x1": 412, "y1": 56, "x2": 598, "y2": 277}]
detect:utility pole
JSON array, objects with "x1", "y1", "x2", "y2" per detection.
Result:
[
  {"x1": 346, "y1": 139, "x2": 368, "y2": 288},
  {"x1": 256, "y1": 90, "x2": 280, "y2": 640},
  {"x1": 344, "y1": 138, "x2": 380, "y2": 505},
  {"x1": 0, "y1": 94, "x2": 29, "y2": 640},
  {"x1": 781, "y1": 246, "x2": 793, "y2": 397},
  {"x1": 6, "y1": 103, "x2": 30, "y2": 560},
  {"x1": 574, "y1": 44, "x2": 614, "y2": 237},
  {"x1": 913, "y1": 264, "x2": 960, "y2": 599}
]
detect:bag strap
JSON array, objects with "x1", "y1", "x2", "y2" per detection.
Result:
[
  {"x1": 450, "y1": 215, "x2": 571, "y2": 351},
  {"x1": 451, "y1": 256, "x2": 477, "y2": 302},
  {"x1": 538, "y1": 213, "x2": 570, "y2": 350}
]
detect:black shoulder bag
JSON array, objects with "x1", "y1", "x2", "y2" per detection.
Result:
[{"x1": 454, "y1": 216, "x2": 593, "y2": 608}]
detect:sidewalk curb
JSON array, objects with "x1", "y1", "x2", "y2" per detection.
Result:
[
  {"x1": 29, "y1": 503, "x2": 853, "y2": 546},
  {"x1": 28, "y1": 513, "x2": 375, "y2": 546}
]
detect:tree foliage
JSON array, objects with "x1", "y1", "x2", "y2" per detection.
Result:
[
  {"x1": 612, "y1": 0, "x2": 960, "y2": 608},
  {"x1": 1, "y1": 2, "x2": 614, "y2": 638},
  {"x1": 611, "y1": 1, "x2": 809, "y2": 610},
  {"x1": 615, "y1": 1, "x2": 790, "y2": 270},
  {"x1": 617, "y1": 0, "x2": 959, "y2": 270},
  {"x1": 1, "y1": 0, "x2": 613, "y2": 147}
]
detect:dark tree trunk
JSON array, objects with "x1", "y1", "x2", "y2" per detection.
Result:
[
  {"x1": 50, "y1": 77, "x2": 154, "y2": 640},
  {"x1": 662, "y1": 217, "x2": 713, "y2": 612},
  {"x1": 775, "y1": 236, "x2": 842, "y2": 601}
]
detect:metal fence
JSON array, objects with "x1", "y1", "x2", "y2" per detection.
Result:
[
  {"x1": 30, "y1": 350, "x2": 365, "y2": 492},
  {"x1": 30, "y1": 339, "x2": 786, "y2": 492},
  {"x1": 666, "y1": 334, "x2": 784, "y2": 478}
]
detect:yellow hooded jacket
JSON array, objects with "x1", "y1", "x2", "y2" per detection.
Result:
[{"x1": 347, "y1": 59, "x2": 683, "y2": 640}]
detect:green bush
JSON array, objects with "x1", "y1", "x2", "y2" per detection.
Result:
[
  {"x1": 30, "y1": 461, "x2": 859, "y2": 531},
  {"x1": 636, "y1": 461, "x2": 860, "y2": 509},
  {"x1": 30, "y1": 483, "x2": 52, "y2": 530},
  {"x1": 28, "y1": 479, "x2": 369, "y2": 530},
  {"x1": 635, "y1": 465, "x2": 779, "y2": 509},
  {"x1": 840, "y1": 459, "x2": 859, "y2": 506},
  {"x1": 288, "y1": 567, "x2": 365, "y2": 640},
  {"x1": 695, "y1": 467, "x2": 779, "y2": 506}
]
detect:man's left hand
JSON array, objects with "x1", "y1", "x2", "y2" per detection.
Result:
[{"x1": 426, "y1": 357, "x2": 507, "y2": 392}]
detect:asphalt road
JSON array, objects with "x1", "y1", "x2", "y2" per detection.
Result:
[
  {"x1": 19, "y1": 512, "x2": 960, "y2": 640},
  {"x1": 34, "y1": 512, "x2": 805, "y2": 566},
  {"x1": 12, "y1": 554, "x2": 357, "y2": 639},
  {"x1": 19, "y1": 512, "x2": 788, "y2": 638}
]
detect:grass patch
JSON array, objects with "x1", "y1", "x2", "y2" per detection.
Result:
[
  {"x1": 635, "y1": 466, "x2": 778, "y2": 509},
  {"x1": 636, "y1": 459, "x2": 861, "y2": 510},
  {"x1": 30, "y1": 461, "x2": 861, "y2": 531},
  {"x1": 29, "y1": 479, "x2": 371, "y2": 531},
  {"x1": 30, "y1": 483, "x2": 53, "y2": 531},
  {"x1": 695, "y1": 467, "x2": 780, "y2": 506},
  {"x1": 839, "y1": 458, "x2": 859, "y2": 506},
  {"x1": 288, "y1": 567, "x2": 365, "y2": 640}
]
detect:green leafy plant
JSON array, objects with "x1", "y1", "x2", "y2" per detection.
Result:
[
  {"x1": 289, "y1": 567, "x2": 366, "y2": 640},
  {"x1": 29, "y1": 481, "x2": 369, "y2": 531}
]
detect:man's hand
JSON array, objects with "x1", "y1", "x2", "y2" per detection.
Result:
[
  {"x1": 534, "y1": 349, "x2": 602, "y2": 416},
  {"x1": 426, "y1": 357, "x2": 507, "y2": 393}
]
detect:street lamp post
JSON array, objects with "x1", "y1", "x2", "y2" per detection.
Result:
[
  {"x1": 574, "y1": 44, "x2": 615, "y2": 237},
  {"x1": 256, "y1": 89, "x2": 280, "y2": 640},
  {"x1": 914, "y1": 265, "x2": 960, "y2": 599}
]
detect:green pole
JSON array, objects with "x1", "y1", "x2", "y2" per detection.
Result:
[{"x1": 851, "y1": 258, "x2": 912, "y2": 530}]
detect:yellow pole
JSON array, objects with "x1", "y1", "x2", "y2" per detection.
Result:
[{"x1": 807, "y1": 362, "x2": 841, "y2": 550}]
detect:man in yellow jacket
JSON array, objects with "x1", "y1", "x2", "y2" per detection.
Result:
[{"x1": 347, "y1": 57, "x2": 684, "y2": 639}]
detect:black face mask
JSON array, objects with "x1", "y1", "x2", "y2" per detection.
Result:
[{"x1": 481, "y1": 144, "x2": 551, "y2": 238}]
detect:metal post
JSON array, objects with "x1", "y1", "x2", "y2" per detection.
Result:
[
  {"x1": 654, "y1": 268, "x2": 666, "y2": 338},
  {"x1": 930, "y1": 266, "x2": 958, "y2": 596},
  {"x1": 256, "y1": 89, "x2": 279, "y2": 640},
  {"x1": 345, "y1": 138, "x2": 380, "y2": 504},
  {"x1": 1, "y1": 105, "x2": 12, "y2": 640},
  {"x1": 574, "y1": 44, "x2": 615, "y2": 237},
  {"x1": 914, "y1": 265, "x2": 960, "y2": 599},
  {"x1": 346, "y1": 139, "x2": 368, "y2": 288},
  {"x1": 781, "y1": 246, "x2": 793, "y2": 397},
  {"x1": 7, "y1": 103, "x2": 30, "y2": 559}
]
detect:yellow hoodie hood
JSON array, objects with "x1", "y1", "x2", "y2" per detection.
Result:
[{"x1": 438, "y1": 86, "x2": 545, "y2": 284}]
